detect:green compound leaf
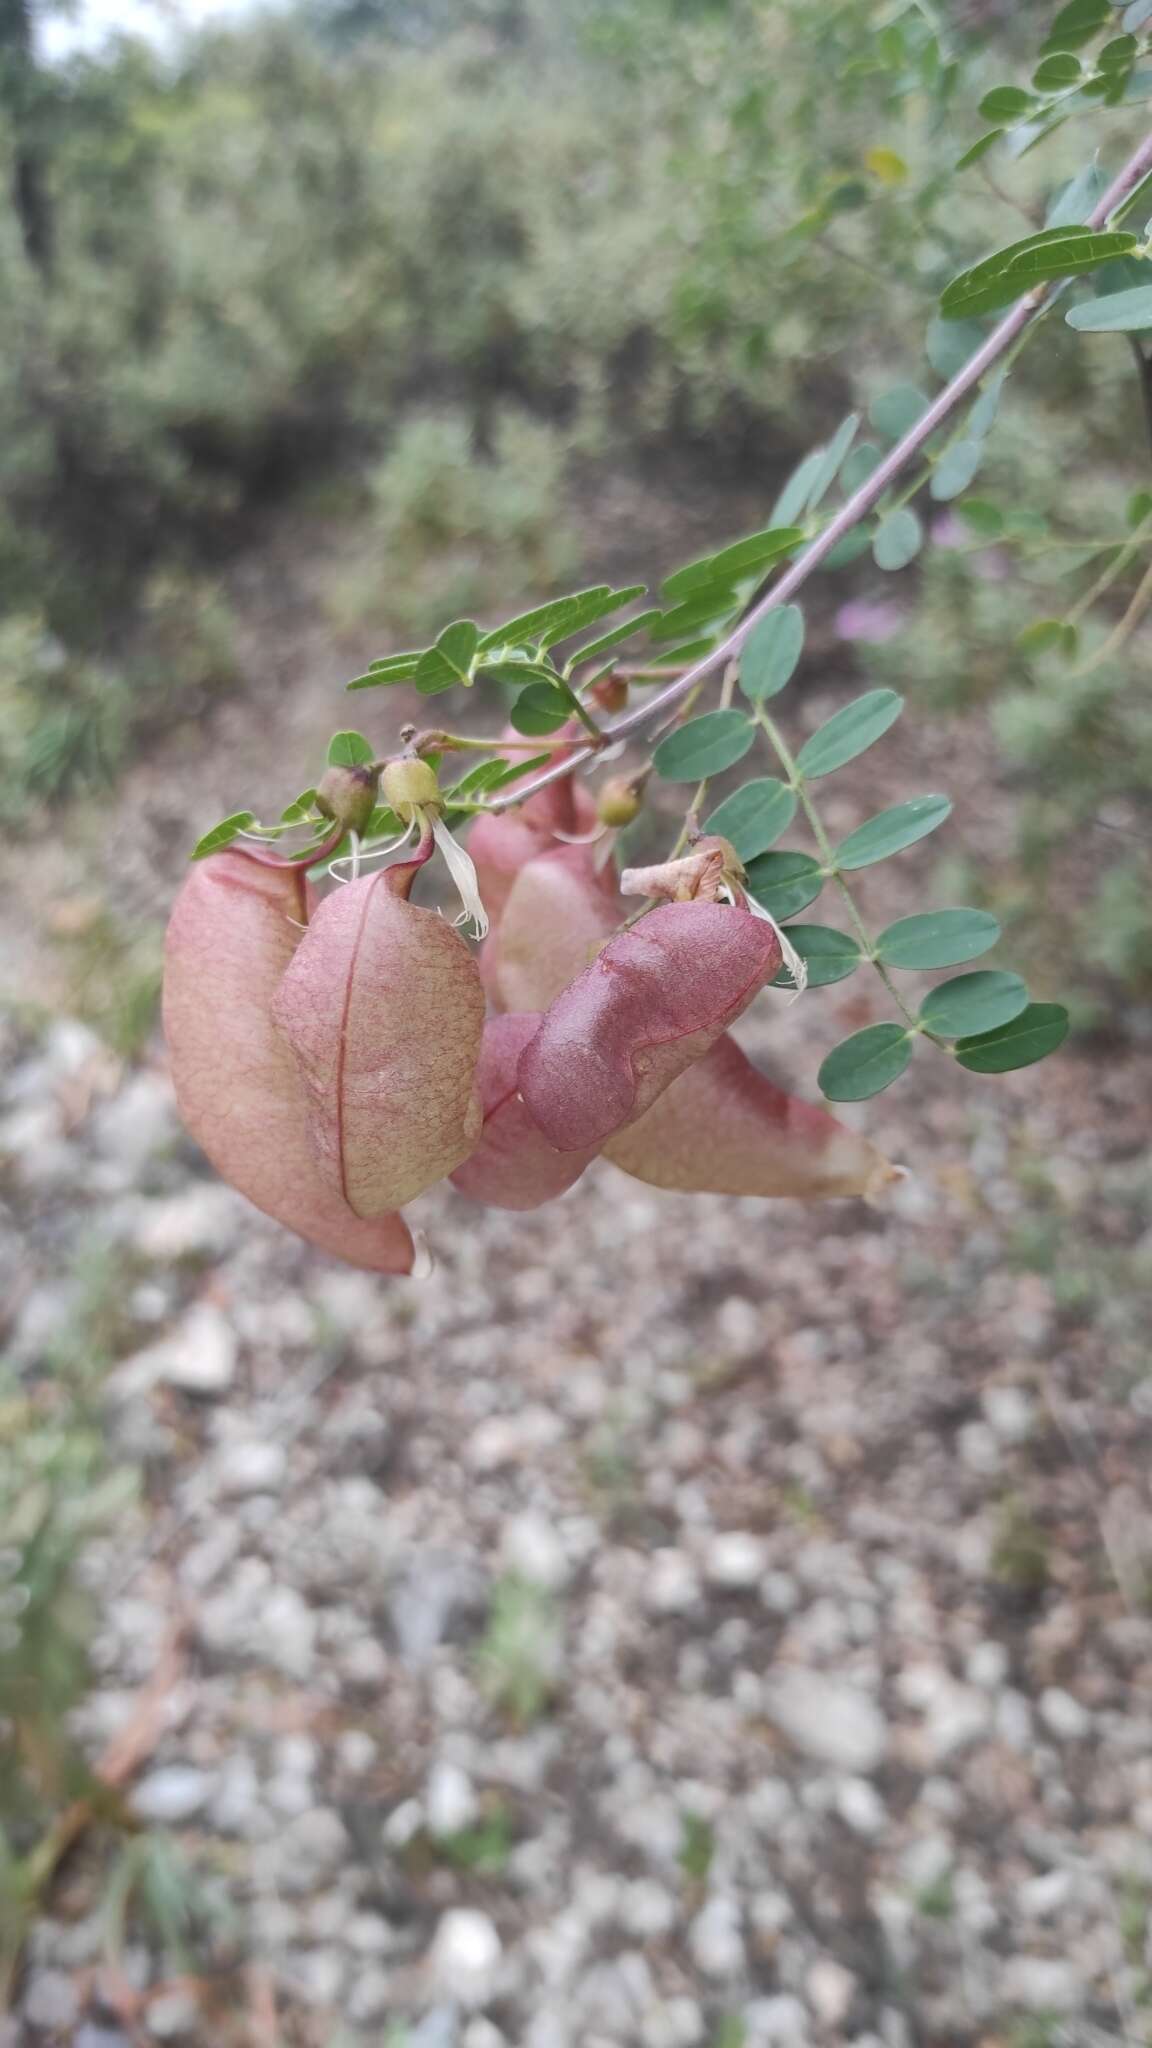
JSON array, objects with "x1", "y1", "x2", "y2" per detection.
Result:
[
  {"x1": 742, "y1": 850, "x2": 825, "y2": 919},
  {"x1": 474, "y1": 659, "x2": 562, "y2": 689},
  {"x1": 651, "y1": 592, "x2": 740, "y2": 642},
  {"x1": 796, "y1": 689, "x2": 904, "y2": 779},
  {"x1": 956, "y1": 130, "x2": 1005, "y2": 172},
  {"x1": 1045, "y1": 0, "x2": 1111, "y2": 49},
  {"x1": 824, "y1": 526, "x2": 872, "y2": 568},
  {"x1": 772, "y1": 449, "x2": 830, "y2": 525},
  {"x1": 327, "y1": 731, "x2": 375, "y2": 767},
  {"x1": 955, "y1": 1001, "x2": 1070, "y2": 1072},
  {"x1": 704, "y1": 777, "x2": 797, "y2": 859},
  {"x1": 415, "y1": 619, "x2": 480, "y2": 694},
  {"x1": 919, "y1": 969, "x2": 1029, "y2": 1037},
  {"x1": 478, "y1": 586, "x2": 645, "y2": 656},
  {"x1": 926, "y1": 316, "x2": 986, "y2": 381},
  {"x1": 1032, "y1": 52, "x2": 1082, "y2": 90},
  {"x1": 1066, "y1": 283, "x2": 1152, "y2": 331},
  {"x1": 834, "y1": 795, "x2": 952, "y2": 871},
  {"x1": 509, "y1": 681, "x2": 575, "y2": 736},
  {"x1": 346, "y1": 650, "x2": 424, "y2": 690},
  {"x1": 566, "y1": 609, "x2": 663, "y2": 670},
  {"x1": 940, "y1": 226, "x2": 1138, "y2": 320},
  {"x1": 876, "y1": 908, "x2": 1001, "y2": 969},
  {"x1": 968, "y1": 369, "x2": 1007, "y2": 440},
  {"x1": 819, "y1": 1024, "x2": 913, "y2": 1102},
  {"x1": 799, "y1": 413, "x2": 861, "y2": 513},
  {"x1": 739, "y1": 606, "x2": 805, "y2": 701},
  {"x1": 931, "y1": 440, "x2": 984, "y2": 502},
  {"x1": 1016, "y1": 617, "x2": 1078, "y2": 656},
  {"x1": 652, "y1": 710, "x2": 755, "y2": 781},
  {"x1": 978, "y1": 85, "x2": 1035, "y2": 123},
  {"x1": 280, "y1": 788, "x2": 318, "y2": 824},
  {"x1": 955, "y1": 498, "x2": 1005, "y2": 538},
  {"x1": 191, "y1": 811, "x2": 256, "y2": 860},
  {"x1": 662, "y1": 529, "x2": 804, "y2": 604},
  {"x1": 869, "y1": 384, "x2": 930, "y2": 442},
  {"x1": 772, "y1": 924, "x2": 861, "y2": 989},
  {"x1": 840, "y1": 441, "x2": 884, "y2": 494},
  {"x1": 872, "y1": 507, "x2": 924, "y2": 570}
]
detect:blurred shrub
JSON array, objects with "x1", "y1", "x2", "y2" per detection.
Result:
[
  {"x1": 0, "y1": 576, "x2": 237, "y2": 816},
  {"x1": 328, "y1": 406, "x2": 579, "y2": 635}
]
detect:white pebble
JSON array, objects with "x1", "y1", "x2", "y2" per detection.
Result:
[
  {"x1": 645, "y1": 1549, "x2": 701, "y2": 1614},
  {"x1": 704, "y1": 1532, "x2": 768, "y2": 1590},
  {"x1": 501, "y1": 1511, "x2": 569, "y2": 1590},
  {"x1": 22, "y1": 1971, "x2": 78, "y2": 2032},
  {"x1": 688, "y1": 1894, "x2": 745, "y2": 1978},
  {"x1": 1039, "y1": 1687, "x2": 1092, "y2": 1739},
  {"x1": 763, "y1": 1669, "x2": 888, "y2": 1774},
  {"x1": 427, "y1": 1908, "x2": 503, "y2": 2006},
  {"x1": 426, "y1": 1759, "x2": 480, "y2": 1837},
  {"x1": 131, "y1": 1766, "x2": 216, "y2": 1825}
]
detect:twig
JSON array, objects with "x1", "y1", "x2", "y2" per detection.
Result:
[{"x1": 484, "y1": 128, "x2": 1152, "y2": 817}]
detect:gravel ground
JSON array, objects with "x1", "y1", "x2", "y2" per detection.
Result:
[{"x1": 4, "y1": 499, "x2": 1152, "y2": 2048}]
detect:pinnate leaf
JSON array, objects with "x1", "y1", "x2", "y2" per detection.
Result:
[
  {"x1": 739, "y1": 606, "x2": 805, "y2": 701},
  {"x1": 876, "y1": 909, "x2": 1001, "y2": 969},
  {"x1": 819, "y1": 1024, "x2": 913, "y2": 1101},
  {"x1": 796, "y1": 690, "x2": 903, "y2": 779},
  {"x1": 940, "y1": 227, "x2": 1138, "y2": 320},
  {"x1": 919, "y1": 970, "x2": 1029, "y2": 1037},
  {"x1": 834, "y1": 795, "x2": 952, "y2": 870},
  {"x1": 772, "y1": 925, "x2": 861, "y2": 989},
  {"x1": 653, "y1": 711, "x2": 754, "y2": 781},
  {"x1": 955, "y1": 1001, "x2": 1070, "y2": 1072},
  {"x1": 743, "y1": 850, "x2": 824, "y2": 919},
  {"x1": 328, "y1": 731, "x2": 375, "y2": 767},
  {"x1": 704, "y1": 778, "x2": 797, "y2": 859},
  {"x1": 191, "y1": 812, "x2": 256, "y2": 860}
]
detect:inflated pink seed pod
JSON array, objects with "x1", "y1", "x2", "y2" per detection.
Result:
[
  {"x1": 163, "y1": 850, "x2": 416, "y2": 1274},
  {"x1": 450, "y1": 1014, "x2": 599, "y2": 1211},
  {"x1": 467, "y1": 724, "x2": 599, "y2": 927},
  {"x1": 518, "y1": 901, "x2": 782, "y2": 1152},
  {"x1": 272, "y1": 851, "x2": 485, "y2": 1216},
  {"x1": 604, "y1": 1034, "x2": 899, "y2": 1199},
  {"x1": 484, "y1": 843, "x2": 623, "y2": 1014}
]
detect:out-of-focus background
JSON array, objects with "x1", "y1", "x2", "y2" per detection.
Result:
[{"x1": 3, "y1": 2, "x2": 1152, "y2": 2044}]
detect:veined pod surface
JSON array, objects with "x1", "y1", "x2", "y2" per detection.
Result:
[
  {"x1": 450, "y1": 1013, "x2": 599, "y2": 1211},
  {"x1": 518, "y1": 901, "x2": 782, "y2": 1152},
  {"x1": 163, "y1": 851, "x2": 416, "y2": 1273},
  {"x1": 273, "y1": 854, "x2": 485, "y2": 1215},
  {"x1": 605, "y1": 1034, "x2": 898, "y2": 1199},
  {"x1": 468, "y1": 735, "x2": 598, "y2": 927},
  {"x1": 483, "y1": 842, "x2": 623, "y2": 1013}
]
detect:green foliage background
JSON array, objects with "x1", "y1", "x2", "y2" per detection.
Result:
[{"x1": 0, "y1": 0, "x2": 1149, "y2": 994}]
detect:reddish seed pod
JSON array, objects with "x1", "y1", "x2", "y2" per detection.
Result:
[
  {"x1": 450, "y1": 1014, "x2": 599, "y2": 1211},
  {"x1": 483, "y1": 842, "x2": 622, "y2": 1013},
  {"x1": 163, "y1": 851, "x2": 416, "y2": 1273},
  {"x1": 604, "y1": 1035, "x2": 898, "y2": 1199},
  {"x1": 272, "y1": 853, "x2": 485, "y2": 1216},
  {"x1": 517, "y1": 901, "x2": 782, "y2": 1152},
  {"x1": 467, "y1": 724, "x2": 598, "y2": 926}
]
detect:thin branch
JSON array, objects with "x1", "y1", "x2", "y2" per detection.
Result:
[{"x1": 486, "y1": 128, "x2": 1152, "y2": 817}]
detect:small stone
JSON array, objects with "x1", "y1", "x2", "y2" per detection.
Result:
[
  {"x1": 347, "y1": 1967, "x2": 393, "y2": 2024},
  {"x1": 346, "y1": 1912, "x2": 399, "y2": 1956},
  {"x1": 807, "y1": 1958, "x2": 857, "y2": 2028},
  {"x1": 22, "y1": 1970, "x2": 79, "y2": 2032},
  {"x1": 214, "y1": 1441, "x2": 287, "y2": 1497},
  {"x1": 294, "y1": 1948, "x2": 347, "y2": 2006},
  {"x1": 335, "y1": 1729, "x2": 379, "y2": 1775},
  {"x1": 501, "y1": 1511, "x2": 569, "y2": 1589},
  {"x1": 762, "y1": 1669, "x2": 887, "y2": 1773},
  {"x1": 145, "y1": 1990, "x2": 200, "y2": 2039},
  {"x1": 1039, "y1": 1686, "x2": 1091, "y2": 1739},
  {"x1": 389, "y1": 1552, "x2": 485, "y2": 1665},
  {"x1": 468, "y1": 1406, "x2": 562, "y2": 1471},
  {"x1": 131, "y1": 1766, "x2": 216, "y2": 1825},
  {"x1": 464, "y1": 2023, "x2": 508, "y2": 2048},
  {"x1": 150, "y1": 1303, "x2": 238, "y2": 1396},
  {"x1": 272, "y1": 1808, "x2": 350, "y2": 1892},
  {"x1": 688, "y1": 1895, "x2": 745, "y2": 1978},
  {"x1": 645, "y1": 1549, "x2": 701, "y2": 1614},
  {"x1": 982, "y1": 1385, "x2": 1035, "y2": 1443},
  {"x1": 133, "y1": 1184, "x2": 241, "y2": 1261},
  {"x1": 426, "y1": 1759, "x2": 479, "y2": 1837},
  {"x1": 835, "y1": 1777, "x2": 886, "y2": 1836},
  {"x1": 622, "y1": 1879, "x2": 678, "y2": 1937},
  {"x1": 410, "y1": 2013, "x2": 462, "y2": 2048},
  {"x1": 1001, "y1": 1955, "x2": 1082, "y2": 2013},
  {"x1": 743, "y1": 1995, "x2": 808, "y2": 2047},
  {"x1": 89, "y1": 1071, "x2": 174, "y2": 1164},
  {"x1": 427, "y1": 1909, "x2": 502, "y2": 2006},
  {"x1": 704, "y1": 1532, "x2": 767, "y2": 1591},
  {"x1": 965, "y1": 1641, "x2": 1009, "y2": 1690}
]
